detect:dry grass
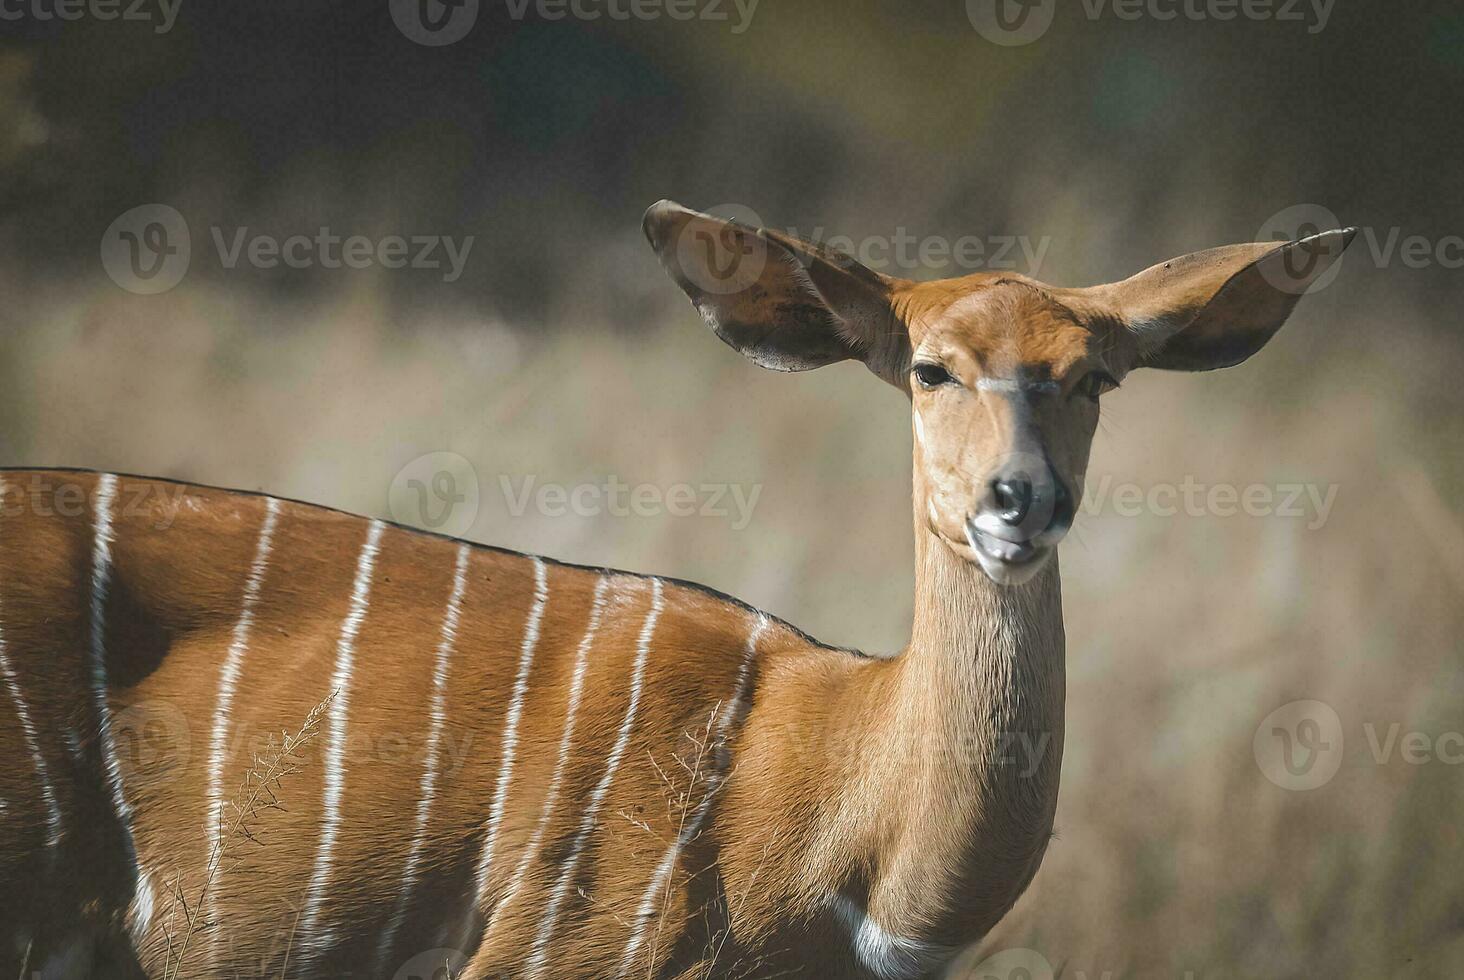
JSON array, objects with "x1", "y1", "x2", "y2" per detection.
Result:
[{"x1": 160, "y1": 695, "x2": 334, "y2": 980}]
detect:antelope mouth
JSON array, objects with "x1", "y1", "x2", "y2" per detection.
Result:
[{"x1": 963, "y1": 522, "x2": 1052, "y2": 586}]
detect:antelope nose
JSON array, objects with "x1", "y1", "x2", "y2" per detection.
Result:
[
  {"x1": 992, "y1": 475, "x2": 1034, "y2": 527},
  {"x1": 976, "y1": 467, "x2": 1075, "y2": 544}
]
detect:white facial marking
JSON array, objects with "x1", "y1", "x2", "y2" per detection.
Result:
[
  {"x1": 616, "y1": 615, "x2": 767, "y2": 975},
  {"x1": 374, "y1": 542, "x2": 472, "y2": 974},
  {"x1": 976, "y1": 377, "x2": 1060, "y2": 394},
  {"x1": 912, "y1": 409, "x2": 926, "y2": 447},
  {"x1": 299, "y1": 519, "x2": 385, "y2": 959},
  {"x1": 0, "y1": 477, "x2": 64, "y2": 851},
  {"x1": 486, "y1": 575, "x2": 612, "y2": 935},
  {"x1": 833, "y1": 895, "x2": 955, "y2": 980},
  {"x1": 89, "y1": 474, "x2": 138, "y2": 873},
  {"x1": 523, "y1": 577, "x2": 664, "y2": 979},
  {"x1": 471, "y1": 556, "x2": 550, "y2": 907}
]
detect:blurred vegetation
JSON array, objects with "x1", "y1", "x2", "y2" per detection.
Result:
[{"x1": 2, "y1": 2, "x2": 1462, "y2": 977}]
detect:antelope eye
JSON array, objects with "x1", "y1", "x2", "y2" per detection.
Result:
[
  {"x1": 1078, "y1": 371, "x2": 1119, "y2": 401},
  {"x1": 913, "y1": 363, "x2": 955, "y2": 389}
]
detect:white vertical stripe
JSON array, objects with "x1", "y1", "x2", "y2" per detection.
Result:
[
  {"x1": 373, "y1": 542, "x2": 472, "y2": 974},
  {"x1": 470, "y1": 556, "x2": 550, "y2": 908},
  {"x1": 616, "y1": 615, "x2": 767, "y2": 975},
  {"x1": 205, "y1": 497, "x2": 281, "y2": 853},
  {"x1": 127, "y1": 869, "x2": 157, "y2": 943},
  {"x1": 490, "y1": 575, "x2": 611, "y2": 927},
  {"x1": 523, "y1": 577, "x2": 664, "y2": 978},
  {"x1": 298, "y1": 518, "x2": 386, "y2": 958},
  {"x1": 89, "y1": 474, "x2": 137, "y2": 871},
  {"x1": 203, "y1": 497, "x2": 280, "y2": 972},
  {"x1": 0, "y1": 475, "x2": 64, "y2": 849}
]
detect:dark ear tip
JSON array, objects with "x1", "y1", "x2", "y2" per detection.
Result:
[
  {"x1": 1290, "y1": 226, "x2": 1357, "y2": 252},
  {"x1": 642, "y1": 199, "x2": 690, "y2": 248}
]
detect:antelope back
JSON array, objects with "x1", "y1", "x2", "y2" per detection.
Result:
[{"x1": 0, "y1": 470, "x2": 833, "y2": 978}]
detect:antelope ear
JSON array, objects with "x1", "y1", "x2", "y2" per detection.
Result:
[
  {"x1": 1081, "y1": 228, "x2": 1357, "y2": 372},
  {"x1": 642, "y1": 201, "x2": 911, "y2": 388}
]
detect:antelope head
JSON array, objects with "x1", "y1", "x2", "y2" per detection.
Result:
[{"x1": 644, "y1": 202, "x2": 1353, "y2": 586}]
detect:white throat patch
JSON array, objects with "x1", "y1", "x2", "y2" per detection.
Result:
[{"x1": 832, "y1": 894, "x2": 956, "y2": 980}]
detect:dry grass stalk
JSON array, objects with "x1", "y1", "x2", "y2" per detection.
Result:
[{"x1": 160, "y1": 693, "x2": 335, "y2": 980}]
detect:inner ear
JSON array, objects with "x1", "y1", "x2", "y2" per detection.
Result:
[
  {"x1": 643, "y1": 201, "x2": 911, "y2": 387},
  {"x1": 1067, "y1": 228, "x2": 1356, "y2": 373}
]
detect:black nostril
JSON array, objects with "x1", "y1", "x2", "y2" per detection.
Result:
[{"x1": 992, "y1": 476, "x2": 1034, "y2": 526}]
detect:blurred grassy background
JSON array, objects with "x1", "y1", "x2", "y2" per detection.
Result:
[{"x1": 2, "y1": 2, "x2": 1463, "y2": 976}]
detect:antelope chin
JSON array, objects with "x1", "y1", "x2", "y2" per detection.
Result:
[{"x1": 964, "y1": 524, "x2": 1053, "y2": 586}]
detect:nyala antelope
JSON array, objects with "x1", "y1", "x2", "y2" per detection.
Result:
[{"x1": 0, "y1": 202, "x2": 1352, "y2": 978}]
